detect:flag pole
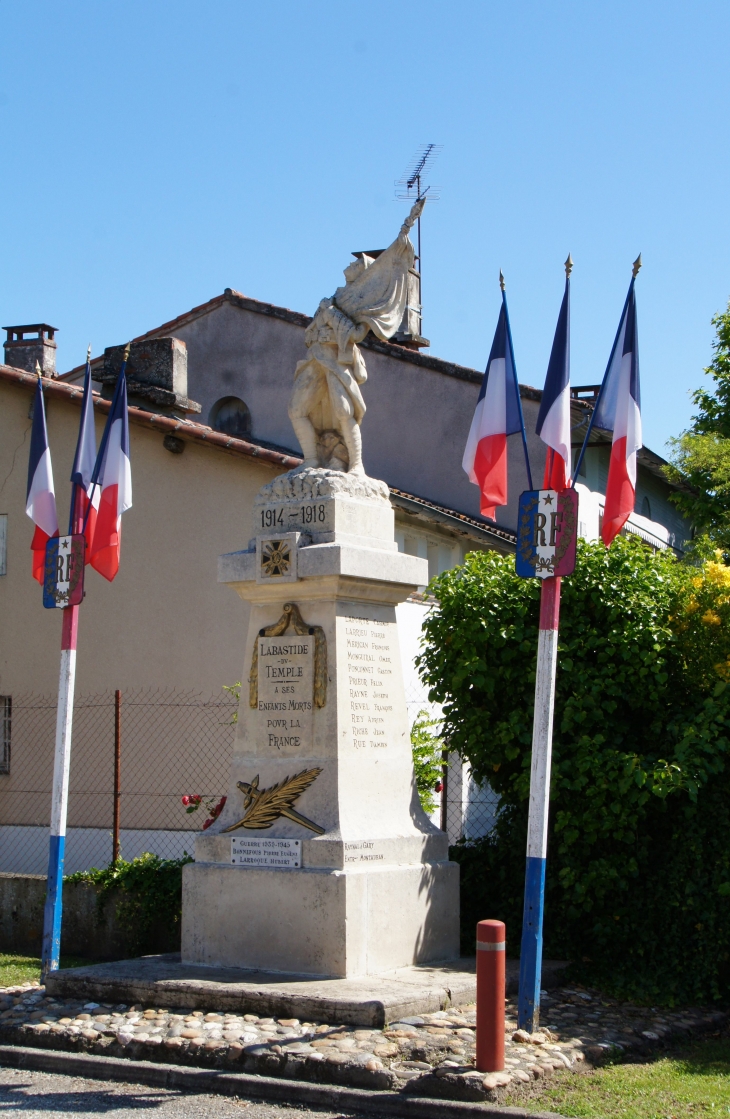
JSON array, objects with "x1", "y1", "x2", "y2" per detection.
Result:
[
  {"x1": 41, "y1": 568, "x2": 80, "y2": 977},
  {"x1": 572, "y1": 256, "x2": 641, "y2": 486},
  {"x1": 41, "y1": 345, "x2": 96, "y2": 979},
  {"x1": 82, "y1": 343, "x2": 129, "y2": 538},
  {"x1": 517, "y1": 572, "x2": 560, "y2": 1032},
  {"x1": 501, "y1": 271, "x2": 534, "y2": 491},
  {"x1": 41, "y1": 341, "x2": 132, "y2": 976},
  {"x1": 517, "y1": 252, "x2": 574, "y2": 1033},
  {"x1": 41, "y1": 457, "x2": 86, "y2": 980},
  {"x1": 67, "y1": 345, "x2": 92, "y2": 537}
]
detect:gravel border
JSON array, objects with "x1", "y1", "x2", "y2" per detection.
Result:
[
  {"x1": 2, "y1": 979, "x2": 726, "y2": 1107},
  {"x1": 0, "y1": 1044, "x2": 565, "y2": 1119}
]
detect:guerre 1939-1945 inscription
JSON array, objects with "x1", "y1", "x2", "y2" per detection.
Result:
[
  {"x1": 258, "y1": 635, "x2": 314, "y2": 754},
  {"x1": 345, "y1": 615, "x2": 394, "y2": 750},
  {"x1": 231, "y1": 837, "x2": 301, "y2": 868}
]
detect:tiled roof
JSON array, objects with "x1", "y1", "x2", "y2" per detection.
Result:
[
  {"x1": 0, "y1": 363, "x2": 512, "y2": 546},
  {"x1": 0, "y1": 364, "x2": 300, "y2": 471},
  {"x1": 390, "y1": 488, "x2": 516, "y2": 551},
  {"x1": 59, "y1": 288, "x2": 543, "y2": 399},
  {"x1": 58, "y1": 287, "x2": 677, "y2": 494}
]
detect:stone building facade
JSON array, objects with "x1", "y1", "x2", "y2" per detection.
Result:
[{"x1": 0, "y1": 289, "x2": 690, "y2": 870}]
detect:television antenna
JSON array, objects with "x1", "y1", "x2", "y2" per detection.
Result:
[{"x1": 395, "y1": 143, "x2": 442, "y2": 276}]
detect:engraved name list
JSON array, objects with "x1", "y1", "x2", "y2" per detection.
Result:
[{"x1": 345, "y1": 615, "x2": 395, "y2": 750}]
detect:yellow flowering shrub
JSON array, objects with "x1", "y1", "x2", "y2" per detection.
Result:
[
  {"x1": 705, "y1": 560, "x2": 730, "y2": 587},
  {"x1": 673, "y1": 552, "x2": 730, "y2": 688}
]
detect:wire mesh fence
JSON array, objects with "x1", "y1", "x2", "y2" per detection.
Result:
[
  {"x1": 0, "y1": 688, "x2": 237, "y2": 875},
  {"x1": 402, "y1": 675, "x2": 499, "y2": 845},
  {"x1": 0, "y1": 676, "x2": 496, "y2": 877},
  {"x1": 441, "y1": 753, "x2": 500, "y2": 846}
]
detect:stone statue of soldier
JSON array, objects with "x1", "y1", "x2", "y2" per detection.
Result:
[{"x1": 288, "y1": 197, "x2": 425, "y2": 476}]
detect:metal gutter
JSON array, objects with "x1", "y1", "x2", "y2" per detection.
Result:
[{"x1": 390, "y1": 488, "x2": 516, "y2": 552}]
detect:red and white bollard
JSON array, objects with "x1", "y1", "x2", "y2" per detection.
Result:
[{"x1": 476, "y1": 919, "x2": 506, "y2": 1072}]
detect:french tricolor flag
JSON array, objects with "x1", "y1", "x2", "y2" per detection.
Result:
[
  {"x1": 26, "y1": 377, "x2": 59, "y2": 583},
  {"x1": 89, "y1": 361, "x2": 132, "y2": 581},
  {"x1": 462, "y1": 295, "x2": 524, "y2": 520},
  {"x1": 535, "y1": 263, "x2": 572, "y2": 491},
  {"x1": 70, "y1": 354, "x2": 99, "y2": 558},
  {"x1": 592, "y1": 272, "x2": 642, "y2": 546}
]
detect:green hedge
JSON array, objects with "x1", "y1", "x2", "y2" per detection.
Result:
[
  {"x1": 66, "y1": 853, "x2": 192, "y2": 957},
  {"x1": 419, "y1": 537, "x2": 730, "y2": 1004}
]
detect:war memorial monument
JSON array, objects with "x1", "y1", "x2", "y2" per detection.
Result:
[{"x1": 181, "y1": 198, "x2": 460, "y2": 978}]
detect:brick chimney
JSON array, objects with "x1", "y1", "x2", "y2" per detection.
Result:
[
  {"x1": 391, "y1": 263, "x2": 429, "y2": 349},
  {"x1": 100, "y1": 337, "x2": 201, "y2": 417},
  {"x1": 3, "y1": 324, "x2": 57, "y2": 375}
]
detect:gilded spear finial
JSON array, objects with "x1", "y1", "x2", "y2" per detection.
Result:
[
  {"x1": 86, "y1": 343, "x2": 92, "y2": 363},
  {"x1": 499, "y1": 269, "x2": 505, "y2": 292},
  {"x1": 123, "y1": 342, "x2": 131, "y2": 362},
  {"x1": 565, "y1": 253, "x2": 574, "y2": 278},
  {"x1": 35, "y1": 360, "x2": 42, "y2": 380},
  {"x1": 632, "y1": 253, "x2": 642, "y2": 278}
]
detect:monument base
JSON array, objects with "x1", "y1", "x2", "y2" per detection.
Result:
[
  {"x1": 182, "y1": 859, "x2": 460, "y2": 977},
  {"x1": 43, "y1": 954, "x2": 570, "y2": 1027},
  {"x1": 181, "y1": 467, "x2": 460, "y2": 980}
]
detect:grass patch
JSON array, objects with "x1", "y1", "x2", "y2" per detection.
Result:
[
  {"x1": 0, "y1": 954, "x2": 89, "y2": 987},
  {"x1": 506, "y1": 1033, "x2": 730, "y2": 1118}
]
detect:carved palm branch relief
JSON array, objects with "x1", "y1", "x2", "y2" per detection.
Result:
[
  {"x1": 222, "y1": 768, "x2": 324, "y2": 835},
  {"x1": 248, "y1": 602, "x2": 327, "y2": 709}
]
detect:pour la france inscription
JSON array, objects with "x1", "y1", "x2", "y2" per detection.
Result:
[
  {"x1": 258, "y1": 634, "x2": 314, "y2": 754},
  {"x1": 344, "y1": 615, "x2": 396, "y2": 750}
]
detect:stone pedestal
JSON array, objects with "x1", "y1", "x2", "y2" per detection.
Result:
[{"x1": 181, "y1": 468, "x2": 459, "y2": 978}]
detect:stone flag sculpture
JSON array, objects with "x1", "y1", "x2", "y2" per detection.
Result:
[{"x1": 288, "y1": 197, "x2": 425, "y2": 476}]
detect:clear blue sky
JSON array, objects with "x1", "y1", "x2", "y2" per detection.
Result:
[{"x1": 2, "y1": 1, "x2": 729, "y2": 455}]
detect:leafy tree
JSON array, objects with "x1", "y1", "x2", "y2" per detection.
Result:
[
  {"x1": 410, "y1": 710, "x2": 444, "y2": 814},
  {"x1": 666, "y1": 300, "x2": 730, "y2": 554},
  {"x1": 418, "y1": 538, "x2": 730, "y2": 1003}
]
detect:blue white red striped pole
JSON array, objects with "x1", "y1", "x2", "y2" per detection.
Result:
[
  {"x1": 41, "y1": 491, "x2": 82, "y2": 978},
  {"x1": 517, "y1": 574, "x2": 561, "y2": 1032}
]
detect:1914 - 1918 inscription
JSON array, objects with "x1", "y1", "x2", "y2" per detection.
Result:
[
  {"x1": 344, "y1": 615, "x2": 395, "y2": 750},
  {"x1": 259, "y1": 502, "x2": 331, "y2": 533},
  {"x1": 258, "y1": 634, "x2": 314, "y2": 755}
]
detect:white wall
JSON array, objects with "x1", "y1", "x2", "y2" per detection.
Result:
[{"x1": 575, "y1": 482, "x2": 674, "y2": 550}]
